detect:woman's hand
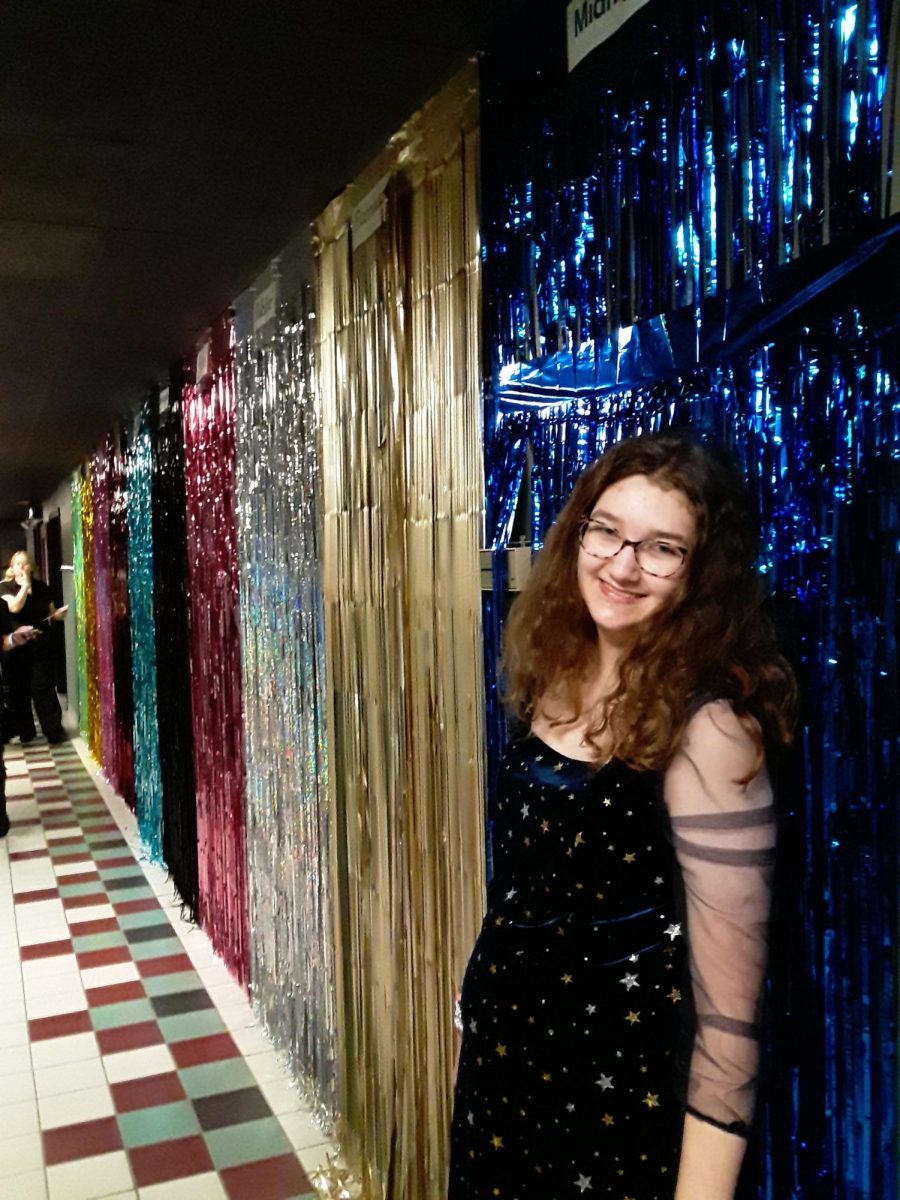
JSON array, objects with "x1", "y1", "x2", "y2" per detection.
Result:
[{"x1": 50, "y1": 605, "x2": 68, "y2": 622}]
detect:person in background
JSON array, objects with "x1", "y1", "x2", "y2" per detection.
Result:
[
  {"x1": 0, "y1": 605, "x2": 38, "y2": 836},
  {"x1": 1, "y1": 551, "x2": 68, "y2": 744}
]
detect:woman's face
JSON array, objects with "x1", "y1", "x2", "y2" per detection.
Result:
[
  {"x1": 576, "y1": 473, "x2": 697, "y2": 646},
  {"x1": 11, "y1": 553, "x2": 30, "y2": 580}
]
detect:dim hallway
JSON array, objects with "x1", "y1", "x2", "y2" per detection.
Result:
[{"x1": 0, "y1": 734, "x2": 336, "y2": 1200}]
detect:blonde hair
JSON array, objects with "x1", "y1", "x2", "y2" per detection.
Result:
[{"x1": 4, "y1": 551, "x2": 38, "y2": 584}]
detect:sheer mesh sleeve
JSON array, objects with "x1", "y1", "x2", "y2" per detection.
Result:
[{"x1": 664, "y1": 700, "x2": 776, "y2": 1137}]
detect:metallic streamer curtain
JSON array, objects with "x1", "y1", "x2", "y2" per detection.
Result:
[
  {"x1": 152, "y1": 378, "x2": 200, "y2": 921},
  {"x1": 70, "y1": 474, "x2": 89, "y2": 738},
  {"x1": 480, "y1": 3, "x2": 898, "y2": 1196},
  {"x1": 235, "y1": 306, "x2": 337, "y2": 1124},
  {"x1": 108, "y1": 426, "x2": 135, "y2": 807},
  {"x1": 78, "y1": 465, "x2": 101, "y2": 758},
  {"x1": 316, "y1": 64, "x2": 485, "y2": 1199},
  {"x1": 91, "y1": 446, "x2": 117, "y2": 776},
  {"x1": 127, "y1": 405, "x2": 164, "y2": 861},
  {"x1": 182, "y1": 320, "x2": 249, "y2": 986}
]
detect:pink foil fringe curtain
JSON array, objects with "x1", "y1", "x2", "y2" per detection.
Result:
[
  {"x1": 91, "y1": 446, "x2": 118, "y2": 785},
  {"x1": 182, "y1": 317, "x2": 249, "y2": 986},
  {"x1": 108, "y1": 426, "x2": 135, "y2": 807}
]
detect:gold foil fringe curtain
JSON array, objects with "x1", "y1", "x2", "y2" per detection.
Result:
[{"x1": 316, "y1": 63, "x2": 485, "y2": 1199}]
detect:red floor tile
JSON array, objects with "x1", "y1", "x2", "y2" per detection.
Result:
[
  {"x1": 128, "y1": 1135, "x2": 214, "y2": 1187},
  {"x1": 52, "y1": 851, "x2": 92, "y2": 864},
  {"x1": 68, "y1": 917, "x2": 120, "y2": 937},
  {"x1": 170, "y1": 1032, "x2": 240, "y2": 1068},
  {"x1": 63, "y1": 892, "x2": 109, "y2": 909},
  {"x1": 87, "y1": 980, "x2": 146, "y2": 1007},
  {"x1": 11, "y1": 817, "x2": 43, "y2": 828},
  {"x1": 115, "y1": 897, "x2": 160, "y2": 915},
  {"x1": 111, "y1": 1071, "x2": 186, "y2": 1113},
  {"x1": 20, "y1": 938, "x2": 74, "y2": 961},
  {"x1": 14, "y1": 887, "x2": 60, "y2": 904},
  {"x1": 8, "y1": 849, "x2": 50, "y2": 861},
  {"x1": 138, "y1": 953, "x2": 194, "y2": 978},
  {"x1": 59, "y1": 871, "x2": 101, "y2": 887},
  {"x1": 100, "y1": 855, "x2": 138, "y2": 868},
  {"x1": 97, "y1": 1020, "x2": 163, "y2": 1054},
  {"x1": 84, "y1": 822, "x2": 119, "y2": 833},
  {"x1": 221, "y1": 1152, "x2": 313, "y2": 1200},
  {"x1": 28, "y1": 1010, "x2": 92, "y2": 1042},
  {"x1": 42, "y1": 1116, "x2": 123, "y2": 1166},
  {"x1": 49, "y1": 835, "x2": 86, "y2": 846},
  {"x1": 76, "y1": 945, "x2": 132, "y2": 970}
]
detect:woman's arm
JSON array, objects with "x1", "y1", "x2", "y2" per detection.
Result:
[
  {"x1": 3, "y1": 582, "x2": 29, "y2": 613},
  {"x1": 2, "y1": 625, "x2": 37, "y2": 651},
  {"x1": 665, "y1": 700, "x2": 776, "y2": 1200}
]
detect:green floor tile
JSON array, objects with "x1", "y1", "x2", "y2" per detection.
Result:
[
  {"x1": 178, "y1": 1058, "x2": 256, "y2": 1100},
  {"x1": 116, "y1": 1099, "x2": 201, "y2": 1148},
  {"x1": 157, "y1": 1009, "x2": 227, "y2": 1042},
  {"x1": 143, "y1": 971, "x2": 204, "y2": 997},
  {"x1": 92, "y1": 847, "x2": 133, "y2": 861},
  {"x1": 89, "y1": 998, "x2": 156, "y2": 1030},
  {"x1": 98, "y1": 865, "x2": 145, "y2": 880},
  {"x1": 119, "y1": 909, "x2": 173, "y2": 930},
  {"x1": 129, "y1": 938, "x2": 183, "y2": 961},
  {"x1": 85, "y1": 834, "x2": 126, "y2": 846},
  {"x1": 72, "y1": 931, "x2": 127, "y2": 952},
  {"x1": 48, "y1": 842, "x2": 87, "y2": 856},
  {"x1": 204, "y1": 1117, "x2": 293, "y2": 1170},
  {"x1": 58, "y1": 881, "x2": 107, "y2": 898}
]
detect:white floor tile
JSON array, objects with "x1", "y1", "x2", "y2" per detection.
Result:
[
  {"x1": 24, "y1": 989, "x2": 87, "y2": 1021},
  {"x1": 0, "y1": 1043, "x2": 32, "y2": 1078},
  {"x1": 0, "y1": 1001, "x2": 27, "y2": 1026},
  {"x1": 278, "y1": 1109, "x2": 332, "y2": 1151},
  {"x1": 0, "y1": 1167, "x2": 47, "y2": 1200},
  {"x1": 44, "y1": 827, "x2": 82, "y2": 841},
  {"x1": 229, "y1": 1024, "x2": 272, "y2": 1057},
  {"x1": 258, "y1": 1075, "x2": 304, "y2": 1115},
  {"x1": 245, "y1": 1049, "x2": 288, "y2": 1086},
  {"x1": 0, "y1": 1097, "x2": 39, "y2": 1140},
  {"x1": 5, "y1": 779, "x2": 35, "y2": 797},
  {"x1": 102, "y1": 1043, "x2": 175, "y2": 1084},
  {"x1": 35, "y1": 1054, "x2": 107, "y2": 1098},
  {"x1": 15, "y1": 899, "x2": 66, "y2": 926},
  {"x1": 295, "y1": 1141, "x2": 337, "y2": 1175},
  {"x1": 22, "y1": 955, "x2": 81, "y2": 986},
  {"x1": 216, "y1": 1003, "x2": 256, "y2": 1032},
  {"x1": 17, "y1": 927, "x2": 73, "y2": 949},
  {"x1": 137, "y1": 1173, "x2": 227, "y2": 1200},
  {"x1": 66, "y1": 904, "x2": 117, "y2": 925},
  {"x1": 1, "y1": 1070, "x2": 36, "y2": 1105},
  {"x1": 0, "y1": 1021, "x2": 30, "y2": 1049},
  {"x1": 30, "y1": 1030, "x2": 99, "y2": 1070},
  {"x1": 46, "y1": 1149, "x2": 133, "y2": 1200},
  {"x1": 38, "y1": 1084, "x2": 114, "y2": 1130},
  {"x1": 80, "y1": 962, "x2": 140, "y2": 989},
  {"x1": 0, "y1": 1131, "x2": 43, "y2": 1175},
  {"x1": 54, "y1": 861, "x2": 93, "y2": 877}
]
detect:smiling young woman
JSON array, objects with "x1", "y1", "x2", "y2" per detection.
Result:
[{"x1": 449, "y1": 433, "x2": 796, "y2": 1200}]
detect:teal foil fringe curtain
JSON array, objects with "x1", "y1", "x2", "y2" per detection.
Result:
[
  {"x1": 235, "y1": 304, "x2": 337, "y2": 1125},
  {"x1": 127, "y1": 405, "x2": 164, "y2": 862}
]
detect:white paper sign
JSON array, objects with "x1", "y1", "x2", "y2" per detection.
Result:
[
  {"x1": 253, "y1": 279, "x2": 280, "y2": 332},
  {"x1": 196, "y1": 342, "x2": 210, "y2": 382},
  {"x1": 567, "y1": 0, "x2": 651, "y2": 70}
]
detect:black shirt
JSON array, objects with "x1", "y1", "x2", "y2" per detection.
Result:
[{"x1": 0, "y1": 578, "x2": 54, "y2": 628}]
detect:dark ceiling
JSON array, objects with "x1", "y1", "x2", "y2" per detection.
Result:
[{"x1": 0, "y1": 0, "x2": 520, "y2": 518}]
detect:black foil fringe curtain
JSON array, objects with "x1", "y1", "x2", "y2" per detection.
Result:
[
  {"x1": 151, "y1": 371, "x2": 200, "y2": 922},
  {"x1": 480, "y1": 3, "x2": 898, "y2": 1198},
  {"x1": 108, "y1": 424, "x2": 135, "y2": 808}
]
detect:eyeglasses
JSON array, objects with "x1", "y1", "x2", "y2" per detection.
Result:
[{"x1": 577, "y1": 518, "x2": 689, "y2": 578}]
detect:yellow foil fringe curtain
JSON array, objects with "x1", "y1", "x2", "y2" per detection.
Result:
[
  {"x1": 316, "y1": 64, "x2": 485, "y2": 1199},
  {"x1": 79, "y1": 464, "x2": 102, "y2": 760}
]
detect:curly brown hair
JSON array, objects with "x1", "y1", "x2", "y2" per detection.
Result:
[{"x1": 501, "y1": 432, "x2": 796, "y2": 772}]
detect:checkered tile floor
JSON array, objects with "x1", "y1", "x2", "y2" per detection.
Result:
[{"x1": 0, "y1": 736, "x2": 333, "y2": 1200}]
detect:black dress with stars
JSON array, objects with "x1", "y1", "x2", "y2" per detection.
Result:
[{"x1": 449, "y1": 704, "x2": 776, "y2": 1200}]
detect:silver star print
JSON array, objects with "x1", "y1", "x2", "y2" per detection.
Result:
[
  {"x1": 469, "y1": 1019, "x2": 478, "y2": 1032},
  {"x1": 585, "y1": 1004, "x2": 596, "y2": 1014},
  {"x1": 566, "y1": 1102, "x2": 575, "y2": 1112},
  {"x1": 603, "y1": 798, "x2": 612, "y2": 806},
  {"x1": 521, "y1": 803, "x2": 530, "y2": 817},
  {"x1": 619, "y1": 972, "x2": 639, "y2": 990},
  {"x1": 467, "y1": 1111, "x2": 474, "y2": 1125},
  {"x1": 596, "y1": 1074, "x2": 614, "y2": 1090},
  {"x1": 654, "y1": 876, "x2": 664, "y2": 885},
  {"x1": 575, "y1": 1174, "x2": 593, "y2": 1192},
  {"x1": 506, "y1": 887, "x2": 517, "y2": 900},
  {"x1": 664, "y1": 923, "x2": 682, "y2": 941}
]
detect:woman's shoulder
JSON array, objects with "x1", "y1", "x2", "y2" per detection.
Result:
[{"x1": 672, "y1": 698, "x2": 764, "y2": 786}]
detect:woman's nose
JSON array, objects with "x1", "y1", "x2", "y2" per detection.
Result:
[{"x1": 606, "y1": 542, "x2": 642, "y2": 580}]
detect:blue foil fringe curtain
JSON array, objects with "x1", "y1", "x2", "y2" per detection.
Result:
[
  {"x1": 480, "y1": 3, "x2": 898, "y2": 1197},
  {"x1": 127, "y1": 403, "x2": 164, "y2": 862},
  {"x1": 152, "y1": 369, "x2": 200, "y2": 921}
]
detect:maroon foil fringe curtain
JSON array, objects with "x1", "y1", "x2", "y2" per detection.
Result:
[{"x1": 182, "y1": 317, "x2": 250, "y2": 986}]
